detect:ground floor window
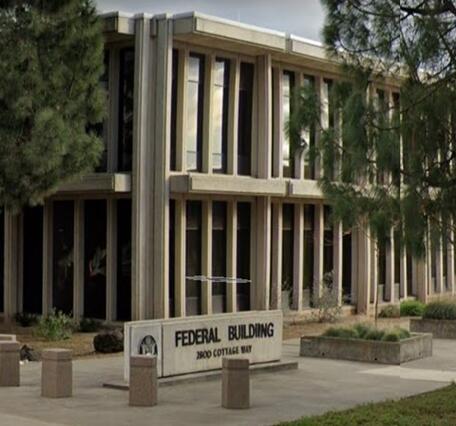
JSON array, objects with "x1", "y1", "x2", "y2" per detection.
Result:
[
  {"x1": 52, "y1": 201, "x2": 74, "y2": 314},
  {"x1": 237, "y1": 202, "x2": 251, "y2": 311},
  {"x1": 117, "y1": 199, "x2": 132, "y2": 321},
  {"x1": 23, "y1": 206, "x2": 43, "y2": 314},
  {"x1": 342, "y1": 228, "x2": 352, "y2": 304},
  {"x1": 282, "y1": 204, "x2": 294, "y2": 294},
  {"x1": 84, "y1": 200, "x2": 107, "y2": 319},
  {"x1": 186, "y1": 201, "x2": 202, "y2": 315},
  {"x1": 169, "y1": 200, "x2": 175, "y2": 317},
  {"x1": 303, "y1": 205, "x2": 314, "y2": 307},
  {"x1": 212, "y1": 201, "x2": 227, "y2": 313}
]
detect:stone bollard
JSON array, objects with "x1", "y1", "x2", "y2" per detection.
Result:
[
  {"x1": 41, "y1": 349, "x2": 72, "y2": 398},
  {"x1": 129, "y1": 356, "x2": 158, "y2": 407},
  {"x1": 222, "y1": 358, "x2": 250, "y2": 409},
  {"x1": 0, "y1": 341, "x2": 20, "y2": 386}
]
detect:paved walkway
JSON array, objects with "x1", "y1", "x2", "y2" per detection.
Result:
[{"x1": 0, "y1": 339, "x2": 455, "y2": 426}]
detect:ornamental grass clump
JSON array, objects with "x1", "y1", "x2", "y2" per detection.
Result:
[
  {"x1": 323, "y1": 324, "x2": 410, "y2": 342},
  {"x1": 423, "y1": 301, "x2": 456, "y2": 320},
  {"x1": 400, "y1": 300, "x2": 425, "y2": 317},
  {"x1": 35, "y1": 309, "x2": 75, "y2": 341}
]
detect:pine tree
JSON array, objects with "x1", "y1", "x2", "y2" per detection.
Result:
[
  {"x1": 290, "y1": 1, "x2": 456, "y2": 255},
  {"x1": 0, "y1": 0, "x2": 105, "y2": 209}
]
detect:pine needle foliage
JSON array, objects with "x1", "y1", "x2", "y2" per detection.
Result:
[
  {"x1": 0, "y1": 0, "x2": 105, "y2": 209},
  {"x1": 289, "y1": 1, "x2": 456, "y2": 257}
]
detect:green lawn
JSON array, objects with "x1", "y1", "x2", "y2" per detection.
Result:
[{"x1": 279, "y1": 384, "x2": 456, "y2": 426}]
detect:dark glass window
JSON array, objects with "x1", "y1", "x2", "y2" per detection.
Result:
[
  {"x1": 406, "y1": 252, "x2": 413, "y2": 296},
  {"x1": 53, "y1": 201, "x2": 74, "y2": 314},
  {"x1": 118, "y1": 47, "x2": 135, "y2": 172},
  {"x1": 394, "y1": 229, "x2": 401, "y2": 285},
  {"x1": 186, "y1": 201, "x2": 202, "y2": 315},
  {"x1": 282, "y1": 204, "x2": 294, "y2": 292},
  {"x1": 282, "y1": 71, "x2": 294, "y2": 177},
  {"x1": 169, "y1": 200, "x2": 175, "y2": 317},
  {"x1": 342, "y1": 227, "x2": 352, "y2": 304},
  {"x1": 303, "y1": 76, "x2": 316, "y2": 180},
  {"x1": 213, "y1": 59, "x2": 230, "y2": 173},
  {"x1": 186, "y1": 54, "x2": 205, "y2": 172},
  {"x1": 212, "y1": 202, "x2": 227, "y2": 313},
  {"x1": 378, "y1": 239, "x2": 387, "y2": 300},
  {"x1": 95, "y1": 51, "x2": 110, "y2": 172},
  {"x1": 170, "y1": 49, "x2": 179, "y2": 171},
  {"x1": 84, "y1": 200, "x2": 107, "y2": 319},
  {"x1": 23, "y1": 207, "x2": 43, "y2": 314},
  {"x1": 303, "y1": 205, "x2": 314, "y2": 307},
  {"x1": 117, "y1": 199, "x2": 132, "y2": 321},
  {"x1": 323, "y1": 206, "x2": 333, "y2": 274},
  {"x1": 237, "y1": 202, "x2": 251, "y2": 311},
  {"x1": 238, "y1": 62, "x2": 254, "y2": 176},
  {"x1": 0, "y1": 211, "x2": 3, "y2": 312}
]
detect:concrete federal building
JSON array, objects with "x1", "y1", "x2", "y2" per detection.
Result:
[{"x1": 0, "y1": 11, "x2": 450, "y2": 322}]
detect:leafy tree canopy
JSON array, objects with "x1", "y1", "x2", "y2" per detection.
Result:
[
  {"x1": 290, "y1": 0, "x2": 456, "y2": 256},
  {"x1": 0, "y1": 0, "x2": 105, "y2": 209}
]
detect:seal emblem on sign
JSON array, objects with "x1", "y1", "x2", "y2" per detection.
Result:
[{"x1": 139, "y1": 335, "x2": 158, "y2": 356}]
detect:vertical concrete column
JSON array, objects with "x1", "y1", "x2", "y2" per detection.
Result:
[
  {"x1": 370, "y1": 237, "x2": 378, "y2": 305},
  {"x1": 415, "y1": 255, "x2": 428, "y2": 303},
  {"x1": 270, "y1": 203, "x2": 283, "y2": 310},
  {"x1": 399, "y1": 245, "x2": 408, "y2": 300},
  {"x1": 356, "y1": 222, "x2": 371, "y2": 314},
  {"x1": 42, "y1": 200, "x2": 53, "y2": 315},
  {"x1": 221, "y1": 358, "x2": 250, "y2": 409},
  {"x1": 73, "y1": 200, "x2": 84, "y2": 319},
  {"x1": 292, "y1": 204, "x2": 304, "y2": 311},
  {"x1": 313, "y1": 204, "x2": 324, "y2": 300},
  {"x1": 41, "y1": 349, "x2": 72, "y2": 398},
  {"x1": 151, "y1": 16, "x2": 174, "y2": 319},
  {"x1": 0, "y1": 342, "x2": 20, "y2": 386},
  {"x1": 333, "y1": 221, "x2": 343, "y2": 306},
  {"x1": 4, "y1": 210, "x2": 20, "y2": 321},
  {"x1": 254, "y1": 197, "x2": 271, "y2": 310},
  {"x1": 227, "y1": 58, "x2": 240, "y2": 175},
  {"x1": 129, "y1": 356, "x2": 158, "y2": 407},
  {"x1": 131, "y1": 15, "x2": 154, "y2": 320},
  {"x1": 201, "y1": 201, "x2": 213, "y2": 315},
  {"x1": 447, "y1": 222, "x2": 455, "y2": 294},
  {"x1": 106, "y1": 198, "x2": 117, "y2": 321},
  {"x1": 385, "y1": 228, "x2": 395, "y2": 302},
  {"x1": 226, "y1": 202, "x2": 237, "y2": 312},
  {"x1": 174, "y1": 199, "x2": 186, "y2": 317}
]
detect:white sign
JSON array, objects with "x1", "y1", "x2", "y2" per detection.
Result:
[{"x1": 124, "y1": 310, "x2": 282, "y2": 380}]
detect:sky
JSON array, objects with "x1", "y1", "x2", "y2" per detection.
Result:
[{"x1": 95, "y1": 0, "x2": 326, "y2": 42}]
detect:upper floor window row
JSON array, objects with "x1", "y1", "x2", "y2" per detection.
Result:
[{"x1": 170, "y1": 50, "x2": 255, "y2": 176}]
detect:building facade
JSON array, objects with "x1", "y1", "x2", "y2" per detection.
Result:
[{"x1": 0, "y1": 12, "x2": 452, "y2": 322}]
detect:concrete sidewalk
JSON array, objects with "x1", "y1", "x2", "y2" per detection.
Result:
[{"x1": 0, "y1": 339, "x2": 454, "y2": 426}]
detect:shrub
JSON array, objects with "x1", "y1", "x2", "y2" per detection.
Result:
[
  {"x1": 78, "y1": 317, "x2": 102, "y2": 333},
  {"x1": 323, "y1": 324, "x2": 410, "y2": 342},
  {"x1": 93, "y1": 330, "x2": 123, "y2": 353},
  {"x1": 35, "y1": 309, "x2": 75, "y2": 341},
  {"x1": 400, "y1": 300, "x2": 425, "y2": 317},
  {"x1": 324, "y1": 326, "x2": 358, "y2": 339},
  {"x1": 423, "y1": 301, "x2": 456, "y2": 320},
  {"x1": 15, "y1": 312, "x2": 39, "y2": 327},
  {"x1": 312, "y1": 271, "x2": 342, "y2": 323},
  {"x1": 379, "y1": 305, "x2": 400, "y2": 318}
]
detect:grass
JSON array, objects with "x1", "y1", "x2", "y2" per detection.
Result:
[
  {"x1": 323, "y1": 323, "x2": 410, "y2": 342},
  {"x1": 278, "y1": 384, "x2": 456, "y2": 425}
]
